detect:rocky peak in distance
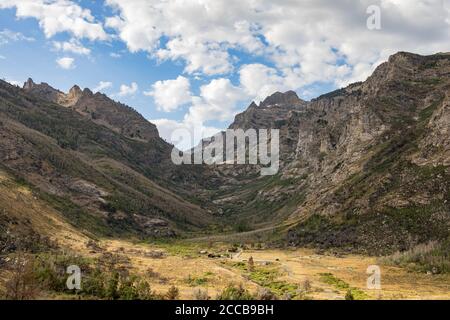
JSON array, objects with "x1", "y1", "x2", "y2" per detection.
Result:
[
  {"x1": 23, "y1": 79, "x2": 160, "y2": 141},
  {"x1": 260, "y1": 90, "x2": 303, "y2": 108}
]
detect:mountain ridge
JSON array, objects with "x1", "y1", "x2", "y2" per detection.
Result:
[
  {"x1": 0, "y1": 51, "x2": 448, "y2": 256},
  {"x1": 23, "y1": 78, "x2": 160, "y2": 142},
  {"x1": 198, "y1": 51, "x2": 450, "y2": 254}
]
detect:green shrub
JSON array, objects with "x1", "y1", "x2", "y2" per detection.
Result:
[
  {"x1": 192, "y1": 288, "x2": 209, "y2": 300},
  {"x1": 345, "y1": 290, "x2": 354, "y2": 300},
  {"x1": 380, "y1": 239, "x2": 450, "y2": 274},
  {"x1": 319, "y1": 273, "x2": 367, "y2": 300},
  {"x1": 166, "y1": 286, "x2": 180, "y2": 300},
  {"x1": 216, "y1": 284, "x2": 254, "y2": 300}
]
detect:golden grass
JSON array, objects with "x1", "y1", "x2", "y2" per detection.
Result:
[{"x1": 1, "y1": 169, "x2": 449, "y2": 300}]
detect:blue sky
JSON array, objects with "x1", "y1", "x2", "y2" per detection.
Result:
[{"x1": 0, "y1": 0, "x2": 449, "y2": 147}]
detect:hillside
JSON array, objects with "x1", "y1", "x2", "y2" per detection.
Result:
[
  {"x1": 204, "y1": 52, "x2": 450, "y2": 254},
  {"x1": 0, "y1": 79, "x2": 217, "y2": 247},
  {"x1": 0, "y1": 52, "x2": 449, "y2": 258}
]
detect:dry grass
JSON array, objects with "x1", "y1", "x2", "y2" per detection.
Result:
[
  {"x1": 1, "y1": 169, "x2": 449, "y2": 300},
  {"x1": 380, "y1": 241, "x2": 450, "y2": 274}
]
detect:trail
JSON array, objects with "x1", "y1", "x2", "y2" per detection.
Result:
[{"x1": 185, "y1": 215, "x2": 307, "y2": 243}]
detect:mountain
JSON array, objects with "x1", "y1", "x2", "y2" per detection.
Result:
[
  {"x1": 0, "y1": 78, "x2": 216, "y2": 251},
  {"x1": 23, "y1": 79, "x2": 159, "y2": 141},
  {"x1": 204, "y1": 52, "x2": 450, "y2": 254},
  {"x1": 0, "y1": 51, "x2": 449, "y2": 257}
]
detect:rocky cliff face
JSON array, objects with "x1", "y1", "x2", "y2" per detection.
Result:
[
  {"x1": 206, "y1": 52, "x2": 450, "y2": 253},
  {"x1": 23, "y1": 79, "x2": 160, "y2": 141},
  {"x1": 1, "y1": 51, "x2": 449, "y2": 255},
  {"x1": 0, "y1": 79, "x2": 214, "y2": 240}
]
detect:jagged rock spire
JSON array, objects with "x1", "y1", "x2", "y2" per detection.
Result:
[{"x1": 23, "y1": 78, "x2": 36, "y2": 90}]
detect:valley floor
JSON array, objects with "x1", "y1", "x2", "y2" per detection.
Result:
[
  {"x1": 31, "y1": 236, "x2": 450, "y2": 300},
  {"x1": 1, "y1": 169, "x2": 449, "y2": 300}
]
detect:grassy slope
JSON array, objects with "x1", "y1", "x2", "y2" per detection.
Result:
[{"x1": 0, "y1": 80, "x2": 214, "y2": 239}]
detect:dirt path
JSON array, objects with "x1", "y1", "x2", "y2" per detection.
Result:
[
  {"x1": 186, "y1": 216, "x2": 307, "y2": 243},
  {"x1": 65, "y1": 237, "x2": 450, "y2": 300}
]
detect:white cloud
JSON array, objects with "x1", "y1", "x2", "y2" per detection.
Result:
[
  {"x1": 151, "y1": 77, "x2": 248, "y2": 148},
  {"x1": 156, "y1": 38, "x2": 233, "y2": 75},
  {"x1": 56, "y1": 57, "x2": 75, "y2": 70},
  {"x1": 239, "y1": 64, "x2": 288, "y2": 103},
  {"x1": 151, "y1": 118, "x2": 221, "y2": 151},
  {"x1": 103, "y1": 0, "x2": 450, "y2": 82},
  {"x1": 0, "y1": 0, "x2": 108, "y2": 41},
  {"x1": 93, "y1": 81, "x2": 113, "y2": 93},
  {"x1": 100, "y1": 0, "x2": 450, "y2": 147},
  {"x1": 53, "y1": 38, "x2": 90, "y2": 55},
  {"x1": 105, "y1": 0, "x2": 263, "y2": 75},
  {"x1": 0, "y1": 29, "x2": 34, "y2": 45},
  {"x1": 118, "y1": 82, "x2": 138, "y2": 96},
  {"x1": 145, "y1": 76, "x2": 192, "y2": 112},
  {"x1": 3, "y1": 0, "x2": 449, "y2": 86},
  {"x1": 184, "y1": 78, "x2": 248, "y2": 125},
  {"x1": 2, "y1": 0, "x2": 450, "y2": 147},
  {"x1": 5, "y1": 79, "x2": 22, "y2": 86},
  {"x1": 0, "y1": 55, "x2": 5, "y2": 59},
  {"x1": 110, "y1": 52, "x2": 121, "y2": 58}
]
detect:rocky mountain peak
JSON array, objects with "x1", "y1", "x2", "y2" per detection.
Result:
[
  {"x1": 23, "y1": 78, "x2": 36, "y2": 90},
  {"x1": 69, "y1": 85, "x2": 82, "y2": 95},
  {"x1": 22, "y1": 78, "x2": 63, "y2": 102},
  {"x1": 83, "y1": 88, "x2": 93, "y2": 96},
  {"x1": 362, "y1": 51, "x2": 450, "y2": 96},
  {"x1": 21, "y1": 77, "x2": 160, "y2": 141},
  {"x1": 248, "y1": 101, "x2": 258, "y2": 109},
  {"x1": 67, "y1": 85, "x2": 83, "y2": 101},
  {"x1": 228, "y1": 91, "x2": 306, "y2": 131},
  {"x1": 260, "y1": 90, "x2": 302, "y2": 107}
]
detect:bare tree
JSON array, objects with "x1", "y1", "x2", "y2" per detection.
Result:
[{"x1": 4, "y1": 252, "x2": 40, "y2": 300}]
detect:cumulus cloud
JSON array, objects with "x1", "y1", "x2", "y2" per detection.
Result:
[
  {"x1": 118, "y1": 82, "x2": 138, "y2": 96},
  {"x1": 156, "y1": 38, "x2": 233, "y2": 75},
  {"x1": 104, "y1": 0, "x2": 264, "y2": 75},
  {"x1": 144, "y1": 76, "x2": 192, "y2": 112},
  {"x1": 0, "y1": 0, "x2": 108, "y2": 41},
  {"x1": 56, "y1": 57, "x2": 75, "y2": 69},
  {"x1": 2, "y1": 0, "x2": 450, "y2": 147},
  {"x1": 53, "y1": 38, "x2": 90, "y2": 55},
  {"x1": 151, "y1": 77, "x2": 249, "y2": 148},
  {"x1": 3, "y1": 0, "x2": 449, "y2": 88},
  {"x1": 239, "y1": 64, "x2": 289, "y2": 103},
  {"x1": 104, "y1": 0, "x2": 450, "y2": 82},
  {"x1": 5, "y1": 79, "x2": 22, "y2": 86},
  {"x1": 151, "y1": 118, "x2": 221, "y2": 151},
  {"x1": 185, "y1": 78, "x2": 248, "y2": 125},
  {"x1": 0, "y1": 29, "x2": 34, "y2": 45},
  {"x1": 93, "y1": 81, "x2": 113, "y2": 93}
]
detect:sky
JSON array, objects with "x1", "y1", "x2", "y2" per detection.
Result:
[{"x1": 0, "y1": 0, "x2": 449, "y2": 148}]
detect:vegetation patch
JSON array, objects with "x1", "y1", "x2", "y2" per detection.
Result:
[
  {"x1": 231, "y1": 262, "x2": 299, "y2": 298},
  {"x1": 185, "y1": 273, "x2": 213, "y2": 287},
  {"x1": 0, "y1": 251, "x2": 170, "y2": 300},
  {"x1": 380, "y1": 239, "x2": 450, "y2": 274},
  {"x1": 216, "y1": 283, "x2": 254, "y2": 300},
  {"x1": 319, "y1": 273, "x2": 367, "y2": 300}
]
